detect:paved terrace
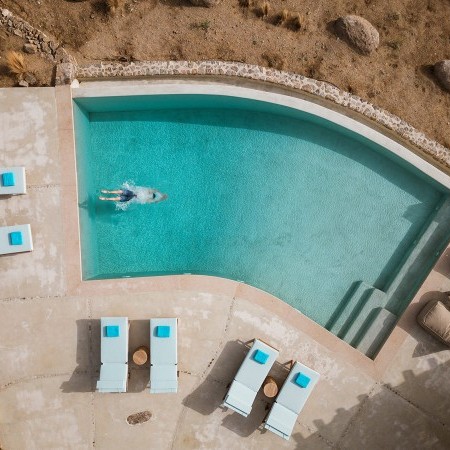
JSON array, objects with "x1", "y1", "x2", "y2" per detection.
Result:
[{"x1": 1, "y1": 87, "x2": 450, "y2": 450}]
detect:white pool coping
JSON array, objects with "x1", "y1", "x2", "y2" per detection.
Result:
[{"x1": 72, "y1": 82, "x2": 450, "y2": 190}]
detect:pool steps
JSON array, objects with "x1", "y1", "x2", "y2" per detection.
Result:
[
  {"x1": 328, "y1": 196, "x2": 450, "y2": 359},
  {"x1": 328, "y1": 281, "x2": 376, "y2": 338},
  {"x1": 327, "y1": 281, "x2": 396, "y2": 358},
  {"x1": 353, "y1": 308, "x2": 397, "y2": 358},
  {"x1": 384, "y1": 196, "x2": 450, "y2": 312},
  {"x1": 343, "y1": 287, "x2": 388, "y2": 345}
]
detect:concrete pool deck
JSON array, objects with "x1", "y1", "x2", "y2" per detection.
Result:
[{"x1": 1, "y1": 86, "x2": 450, "y2": 449}]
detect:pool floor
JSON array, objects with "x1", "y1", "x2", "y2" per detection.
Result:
[{"x1": 74, "y1": 96, "x2": 447, "y2": 329}]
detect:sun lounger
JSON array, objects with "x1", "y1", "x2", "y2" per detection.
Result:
[
  {"x1": 0, "y1": 224, "x2": 33, "y2": 255},
  {"x1": 264, "y1": 361, "x2": 320, "y2": 440},
  {"x1": 0, "y1": 167, "x2": 26, "y2": 195},
  {"x1": 222, "y1": 339, "x2": 279, "y2": 417},
  {"x1": 149, "y1": 318, "x2": 178, "y2": 393},
  {"x1": 97, "y1": 317, "x2": 129, "y2": 393}
]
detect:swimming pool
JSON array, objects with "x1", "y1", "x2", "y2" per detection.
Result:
[{"x1": 73, "y1": 90, "x2": 450, "y2": 357}]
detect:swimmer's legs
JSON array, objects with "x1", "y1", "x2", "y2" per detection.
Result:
[
  {"x1": 99, "y1": 196, "x2": 121, "y2": 201},
  {"x1": 101, "y1": 189, "x2": 123, "y2": 194}
]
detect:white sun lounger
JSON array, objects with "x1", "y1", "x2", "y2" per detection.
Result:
[
  {"x1": 264, "y1": 361, "x2": 320, "y2": 440},
  {"x1": 0, "y1": 167, "x2": 26, "y2": 195},
  {"x1": 97, "y1": 317, "x2": 129, "y2": 393},
  {"x1": 149, "y1": 318, "x2": 178, "y2": 394},
  {"x1": 0, "y1": 224, "x2": 33, "y2": 255},
  {"x1": 222, "y1": 339, "x2": 279, "y2": 417}
]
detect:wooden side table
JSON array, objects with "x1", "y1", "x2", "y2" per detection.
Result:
[
  {"x1": 132, "y1": 346, "x2": 149, "y2": 366},
  {"x1": 263, "y1": 376, "x2": 278, "y2": 398}
]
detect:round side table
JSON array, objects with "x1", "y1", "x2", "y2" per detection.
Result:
[
  {"x1": 132, "y1": 346, "x2": 149, "y2": 366},
  {"x1": 263, "y1": 376, "x2": 278, "y2": 398}
]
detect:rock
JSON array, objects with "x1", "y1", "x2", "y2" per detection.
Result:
[
  {"x1": 23, "y1": 72, "x2": 37, "y2": 86},
  {"x1": 334, "y1": 15, "x2": 379, "y2": 55},
  {"x1": 1, "y1": 9, "x2": 12, "y2": 17},
  {"x1": 18, "y1": 79, "x2": 29, "y2": 87},
  {"x1": 54, "y1": 47, "x2": 68, "y2": 63},
  {"x1": 23, "y1": 43, "x2": 37, "y2": 54},
  {"x1": 189, "y1": 0, "x2": 220, "y2": 6},
  {"x1": 55, "y1": 62, "x2": 77, "y2": 85},
  {"x1": 434, "y1": 60, "x2": 450, "y2": 92},
  {"x1": 41, "y1": 42, "x2": 50, "y2": 53}
]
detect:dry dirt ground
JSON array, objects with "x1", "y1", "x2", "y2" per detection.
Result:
[{"x1": 0, "y1": 0, "x2": 449, "y2": 147}]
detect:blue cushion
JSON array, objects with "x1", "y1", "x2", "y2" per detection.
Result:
[
  {"x1": 295, "y1": 372, "x2": 311, "y2": 388},
  {"x1": 9, "y1": 231, "x2": 23, "y2": 246},
  {"x1": 105, "y1": 325, "x2": 120, "y2": 337},
  {"x1": 2, "y1": 172, "x2": 15, "y2": 187},
  {"x1": 253, "y1": 349, "x2": 269, "y2": 364},
  {"x1": 156, "y1": 325, "x2": 170, "y2": 338}
]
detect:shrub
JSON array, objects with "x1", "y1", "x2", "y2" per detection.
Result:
[
  {"x1": 106, "y1": 0, "x2": 125, "y2": 15},
  {"x1": 288, "y1": 12, "x2": 304, "y2": 31},
  {"x1": 280, "y1": 9, "x2": 289, "y2": 24},
  {"x1": 273, "y1": 8, "x2": 289, "y2": 25},
  {"x1": 262, "y1": 52, "x2": 285, "y2": 70},
  {"x1": 258, "y1": 1, "x2": 270, "y2": 19},
  {"x1": 190, "y1": 21, "x2": 210, "y2": 31},
  {"x1": 6, "y1": 51, "x2": 27, "y2": 77}
]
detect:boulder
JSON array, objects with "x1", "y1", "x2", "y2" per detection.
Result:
[
  {"x1": 23, "y1": 43, "x2": 37, "y2": 54},
  {"x1": 189, "y1": 0, "x2": 220, "y2": 6},
  {"x1": 334, "y1": 15, "x2": 379, "y2": 55},
  {"x1": 55, "y1": 62, "x2": 77, "y2": 85},
  {"x1": 434, "y1": 60, "x2": 450, "y2": 92},
  {"x1": 23, "y1": 72, "x2": 37, "y2": 86}
]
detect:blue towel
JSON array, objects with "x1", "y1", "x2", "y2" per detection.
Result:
[
  {"x1": 295, "y1": 372, "x2": 311, "y2": 388},
  {"x1": 2, "y1": 172, "x2": 15, "y2": 187},
  {"x1": 9, "y1": 231, "x2": 23, "y2": 246},
  {"x1": 253, "y1": 349, "x2": 269, "y2": 364},
  {"x1": 156, "y1": 325, "x2": 171, "y2": 338},
  {"x1": 105, "y1": 325, "x2": 120, "y2": 337}
]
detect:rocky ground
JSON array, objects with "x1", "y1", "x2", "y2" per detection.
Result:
[{"x1": 0, "y1": 0, "x2": 449, "y2": 147}]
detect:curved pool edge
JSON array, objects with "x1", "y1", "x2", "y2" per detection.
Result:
[
  {"x1": 72, "y1": 79, "x2": 450, "y2": 190},
  {"x1": 73, "y1": 60, "x2": 450, "y2": 175},
  {"x1": 66, "y1": 270, "x2": 436, "y2": 380},
  {"x1": 55, "y1": 82, "x2": 447, "y2": 380}
]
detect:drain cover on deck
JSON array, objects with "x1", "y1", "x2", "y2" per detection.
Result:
[{"x1": 126, "y1": 410, "x2": 152, "y2": 425}]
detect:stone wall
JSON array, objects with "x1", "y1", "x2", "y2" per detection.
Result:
[
  {"x1": 76, "y1": 60, "x2": 450, "y2": 170},
  {"x1": 0, "y1": 8, "x2": 75, "y2": 84}
]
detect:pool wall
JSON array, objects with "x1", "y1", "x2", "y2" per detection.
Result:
[
  {"x1": 73, "y1": 61, "x2": 450, "y2": 172},
  {"x1": 73, "y1": 102, "x2": 99, "y2": 279},
  {"x1": 73, "y1": 82, "x2": 450, "y2": 190}
]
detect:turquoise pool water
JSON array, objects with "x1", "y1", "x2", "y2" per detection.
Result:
[{"x1": 73, "y1": 94, "x2": 449, "y2": 329}]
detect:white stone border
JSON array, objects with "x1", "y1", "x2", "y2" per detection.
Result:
[
  {"x1": 75, "y1": 60, "x2": 450, "y2": 172},
  {"x1": 73, "y1": 80, "x2": 450, "y2": 189}
]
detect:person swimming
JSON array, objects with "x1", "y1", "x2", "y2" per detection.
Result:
[
  {"x1": 99, "y1": 187, "x2": 168, "y2": 204},
  {"x1": 99, "y1": 189, "x2": 137, "y2": 203}
]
